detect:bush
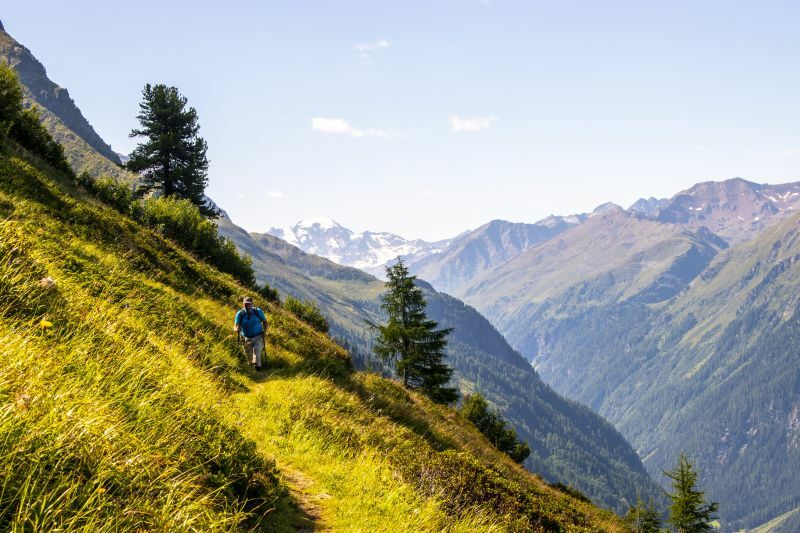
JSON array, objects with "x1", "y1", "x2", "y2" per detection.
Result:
[
  {"x1": 459, "y1": 393, "x2": 531, "y2": 464},
  {"x1": 9, "y1": 107, "x2": 74, "y2": 177},
  {"x1": 0, "y1": 61, "x2": 22, "y2": 137},
  {"x1": 77, "y1": 172, "x2": 136, "y2": 213},
  {"x1": 284, "y1": 295, "x2": 329, "y2": 334},
  {"x1": 136, "y1": 196, "x2": 256, "y2": 287},
  {"x1": 255, "y1": 282, "x2": 280, "y2": 304}
]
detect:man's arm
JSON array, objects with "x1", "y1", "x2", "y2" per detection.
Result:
[{"x1": 233, "y1": 310, "x2": 242, "y2": 332}]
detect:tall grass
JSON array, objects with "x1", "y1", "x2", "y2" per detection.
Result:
[{"x1": 0, "y1": 142, "x2": 627, "y2": 531}]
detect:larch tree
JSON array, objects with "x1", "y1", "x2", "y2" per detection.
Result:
[
  {"x1": 370, "y1": 259, "x2": 458, "y2": 404},
  {"x1": 664, "y1": 454, "x2": 719, "y2": 533}
]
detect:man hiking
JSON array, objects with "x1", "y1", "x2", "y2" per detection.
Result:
[{"x1": 234, "y1": 297, "x2": 268, "y2": 371}]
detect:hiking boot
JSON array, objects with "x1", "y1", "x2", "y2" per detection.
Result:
[{"x1": 256, "y1": 365, "x2": 263, "y2": 371}]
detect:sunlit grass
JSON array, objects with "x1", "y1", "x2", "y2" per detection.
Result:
[{"x1": 0, "y1": 144, "x2": 627, "y2": 531}]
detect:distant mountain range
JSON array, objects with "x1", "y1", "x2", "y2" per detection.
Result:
[
  {"x1": 2, "y1": 21, "x2": 664, "y2": 513},
  {"x1": 265, "y1": 218, "x2": 451, "y2": 277},
  {"x1": 265, "y1": 178, "x2": 800, "y2": 530}
]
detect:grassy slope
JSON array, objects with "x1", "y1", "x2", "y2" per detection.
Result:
[
  {"x1": 0, "y1": 144, "x2": 626, "y2": 531},
  {"x1": 217, "y1": 217, "x2": 663, "y2": 513}
]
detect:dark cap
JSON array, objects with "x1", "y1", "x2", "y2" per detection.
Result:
[{"x1": 243, "y1": 297, "x2": 253, "y2": 304}]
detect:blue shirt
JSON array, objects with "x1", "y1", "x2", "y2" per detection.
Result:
[{"x1": 235, "y1": 307, "x2": 267, "y2": 337}]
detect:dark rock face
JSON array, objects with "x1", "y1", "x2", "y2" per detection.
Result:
[
  {"x1": 0, "y1": 27, "x2": 121, "y2": 164},
  {"x1": 0, "y1": 20, "x2": 5, "y2": 32}
]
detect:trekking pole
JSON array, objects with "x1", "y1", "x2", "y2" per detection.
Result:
[{"x1": 261, "y1": 330, "x2": 267, "y2": 367}]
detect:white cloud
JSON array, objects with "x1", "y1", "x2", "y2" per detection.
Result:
[
  {"x1": 764, "y1": 148, "x2": 799, "y2": 162},
  {"x1": 265, "y1": 190, "x2": 289, "y2": 199},
  {"x1": 421, "y1": 188, "x2": 436, "y2": 197},
  {"x1": 311, "y1": 117, "x2": 402, "y2": 139},
  {"x1": 696, "y1": 146, "x2": 709, "y2": 152},
  {"x1": 449, "y1": 114, "x2": 496, "y2": 132},
  {"x1": 354, "y1": 39, "x2": 390, "y2": 62}
]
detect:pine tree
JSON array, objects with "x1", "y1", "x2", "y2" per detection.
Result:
[
  {"x1": 127, "y1": 84, "x2": 216, "y2": 216},
  {"x1": 664, "y1": 454, "x2": 718, "y2": 533},
  {"x1": 624, "y1": 496, "x2": 662, "y2": 533},
  {"x1": 370, "y1": 260, "x2": 458, "y2": 404}
]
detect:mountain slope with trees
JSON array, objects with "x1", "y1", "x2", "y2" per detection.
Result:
[
  {"x1": 0, "y1": 68, "x2": 631, "y2": 531},
  {"x1": 1, "y1": 21, "x2": 664, "y2": 516},
  {"x1": 455, "y1": 184, "x2": 800, "y2": 530},
  {"x1": 217, "y1": 215, "x2": 664, "y2": 512}
]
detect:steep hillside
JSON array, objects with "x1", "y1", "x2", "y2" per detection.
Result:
[
  {"x1": 460, "y1": 196, "x2": 800, "y2": 529},
  {"x1": 217, "y1": 215, "x2": 664, "y2": 512},
  {"x1": 407, "y1": 218, "x2": 579, "y2": 296},
  {"x1": 0, "y1": 23, "x2": 135, "y2": 181},
  {"x1": 461, "y1": 208, "x2": 727, "y2": 363},
  {"x1": 0, "y1": 136, "x2": 630, "y2": 530}
]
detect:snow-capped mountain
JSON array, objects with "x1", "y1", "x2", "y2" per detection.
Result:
[{"x1": 265, "y1": 218, "x2": 451, "y2": 275}]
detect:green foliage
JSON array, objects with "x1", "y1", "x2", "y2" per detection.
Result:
[
  {"x1": 127, "y1": 84, "x2": 214, "y2": 215},
  {"x1": 0, "y1": 133, "x2": 629, "y2": 532},
  {"x1": 665, "y1": 454, "x2": 718, "y2": 532},
  {"x1": 8, "y1": 106, "x2": 72, "y2": 176},
  {"x1": 77, "y1": 172, "x2": 135, "y2": 213},
  {"x1": 255, "y1": 281, "x2": 280, "y2": 304},
  {"x1": 137, "y1": 196, "x2": 254, "y2": 286},
  {"x1": 459, "y1": 393, "x2": 531, "y2": 464},
  {"x1": 624, "y1": 497, "x2": 663, "y2": 533},
  {"x1": 74, "y1": 173, "x2": 256, "y2": 288},
  {"x1": 372, "y1": 260, "x2": 458, "y2": 404},
  {"x1": 0, "y1": 63, "x2": 72, "y2": 175},
  {"x1": 0, "y1": 60, "x2": 21, "y2": 136},
  {"x1": 284, "y1": 295, "x2": 329, "y2": 333}
]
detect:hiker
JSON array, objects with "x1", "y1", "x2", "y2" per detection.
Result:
[{"x1": 234, "y1": 296, "x2": 268, "y2": 371}]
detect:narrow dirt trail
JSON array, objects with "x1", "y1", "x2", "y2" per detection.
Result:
[{"x1": 279, "y1": 463, "x2": 331, "y2": 532}]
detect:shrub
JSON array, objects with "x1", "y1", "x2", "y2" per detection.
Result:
[
  {"x1": 78, "y1": 172, "x2": 136, "y2": 213},
  {"x1": 9, "y1": 107, "x2": 74, "y2": 177},
  {"x1": 284, "y1": 295, "x2": 329, "y2": 333},
  {"x1": 255, "y1": 282, "x2": 280, "y2": 304},
  {"x1": 0, "y1": 61, "x2": 22, "y2": 137},
  {"x1": 459, "y1": 393, "x2": 531, "y2": 464},
  {"x1": 136, "y1": 196, "x2": 256, "y2": 287}
]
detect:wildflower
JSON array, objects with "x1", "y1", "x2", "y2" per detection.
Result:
[{"x1": 40, "y1": 319, "x2": 53, "y2": 329}]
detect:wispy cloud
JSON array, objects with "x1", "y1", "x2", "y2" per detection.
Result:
[
  {"x1": 449, "y1": 114, "x2": 496, "y2": 132},
  {"x1": 696, "y1": 146, "x2": 709, "y2": 152},
  {"x1": 265, "y1": 190, "x2": 289, "y2": 199},
  {"x1": 311, "y1": 117, "x2": 402, "y2": 138},
  {"x1": 421, "y1": 188, "x2": 436, "y2": 197},
  {"x1": 765, "y1": 148, "x2": 799, "y2": 162},
  {"x1": 354, "y1": 39, "x2": 390, "y2": 62}
]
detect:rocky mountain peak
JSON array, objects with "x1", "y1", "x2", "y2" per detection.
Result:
[{"x1": 0, "y1": 20, "x2": 5, "y2": 32}]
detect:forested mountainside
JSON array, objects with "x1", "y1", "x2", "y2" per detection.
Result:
[
  {"x1": 455, "y1": 190, "x2": 800, "y2": 530},
  {"x1": 217, "y1": 215, "x2": 663, "y2": 512}
]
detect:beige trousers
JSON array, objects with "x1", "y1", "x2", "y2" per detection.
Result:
[{"x1": 243, "y1": 334, "x2": 264, "y2": 366}]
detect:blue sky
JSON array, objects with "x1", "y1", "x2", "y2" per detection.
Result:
[{"x1": 4, "y1": 1, "x2": 800, "y2": 240}]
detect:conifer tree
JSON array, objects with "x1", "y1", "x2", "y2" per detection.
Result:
[
  {"x1": 371, "y1": 260, "x2": 458, "y2": 404},
  {"x1": 127, "y1": 84, "x2": 216, "y2": 216},
  {"x1": 623, "y1": 496, "x2": 662, "y2": 533},
  {"x1": 664, "y1": 454, "x2": 718, "y2": 533}
]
